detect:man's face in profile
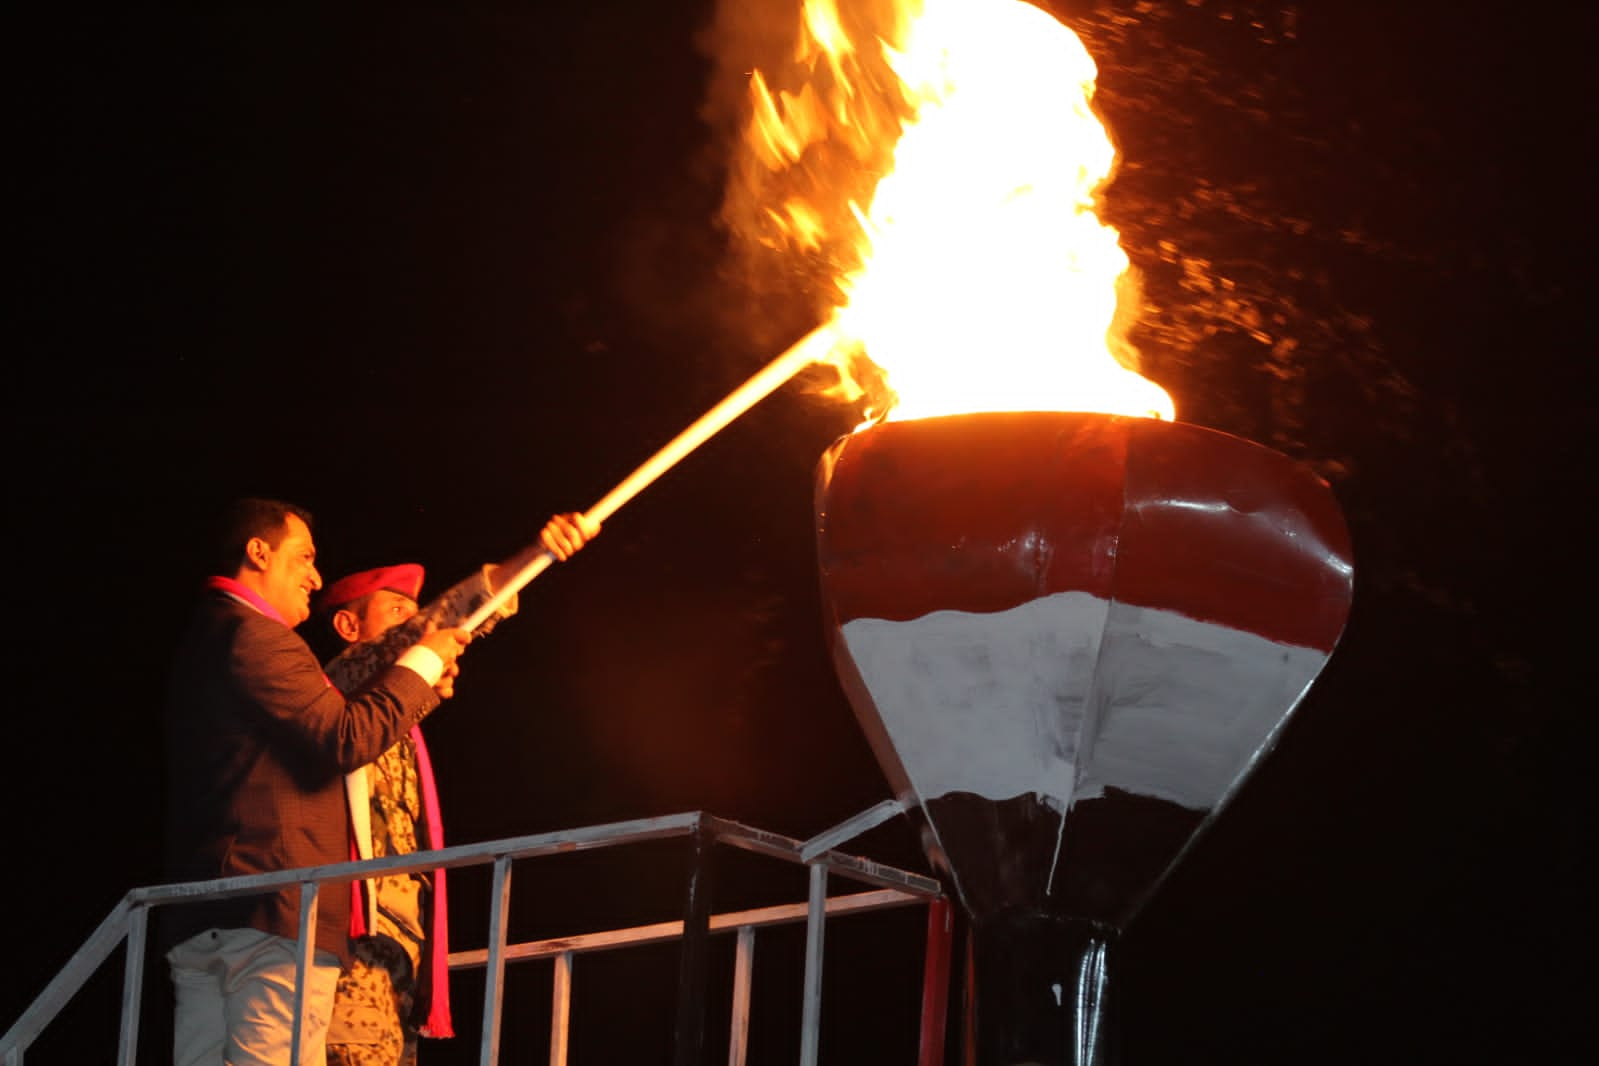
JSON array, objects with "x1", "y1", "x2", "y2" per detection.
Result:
[{"x1": 348, "y1": 589, "x2": 419, "y2": 642}]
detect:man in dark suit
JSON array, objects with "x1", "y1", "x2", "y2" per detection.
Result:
[{"x1": 161, "y1": 497, "x2": 469, "y2": 1066}]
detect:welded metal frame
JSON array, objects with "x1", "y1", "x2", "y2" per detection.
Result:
[{"x1": 3, "y1": 810, "x2": 947, "y2": 1066}]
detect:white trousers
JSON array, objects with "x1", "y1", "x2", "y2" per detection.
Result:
[{"x1": 167, "y1": 927, "x2": 341, "y2": 1066}]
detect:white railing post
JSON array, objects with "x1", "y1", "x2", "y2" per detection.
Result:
[
  {"x1": 116, "y1": 904, "x2": 147, "y2": 1066},
  {"x1": 549, "y1": 950, "x2": 573, "y2": 1066},
  {"x1": 289, "y1": 880, "x2": 320, "y2": 1066},
  {"x1": 798, "y1": 863, "x2": 828, "y2": 1066},
  {"x1": 728, "y1": 925, "x2": 755, "y2": 1066},
  {"x1": 479, "y1": 855, "x2": 514, "y2": 1066}
]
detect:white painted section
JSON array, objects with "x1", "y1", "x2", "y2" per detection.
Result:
[{"x1": 840, "y1": 592, "x2": 1328, "y2": 812}]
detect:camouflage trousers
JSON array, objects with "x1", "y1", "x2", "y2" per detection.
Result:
[{"x1": 326, "y1": 937, "x2": 418, "y2": 1066}]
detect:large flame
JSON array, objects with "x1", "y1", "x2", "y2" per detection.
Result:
[{"x1": 739, "y1": 0, "x2": 1175, "y2": 423}]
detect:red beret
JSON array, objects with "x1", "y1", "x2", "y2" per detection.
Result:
[{"x1": 318, "y1": 563, "x2": 425, "y2": 614}]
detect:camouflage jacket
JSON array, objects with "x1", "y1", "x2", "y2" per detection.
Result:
[{"x1": 324, "y1": 565, "x2": 517, "y2": 1040}]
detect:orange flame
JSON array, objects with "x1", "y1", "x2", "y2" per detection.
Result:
[{"x1": 739, "y1": 0, "x2": 1175, "y2": 423}]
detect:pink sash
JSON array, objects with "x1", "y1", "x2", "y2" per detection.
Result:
[
  {"x1": 410, "y1": 725, "x2": 453, "y2": 1037},
  {"x1": 206, "y1": 575, "x2": 288, "y2": 625}
]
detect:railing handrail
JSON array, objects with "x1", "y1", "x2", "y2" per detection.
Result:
[{"x1": 3, "y1": 809, "x2": 947, "y2": 1065}]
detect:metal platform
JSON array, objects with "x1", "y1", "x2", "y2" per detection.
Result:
[{"x1": 3, "y1": 809, "x2": 949, "y2": 1066}]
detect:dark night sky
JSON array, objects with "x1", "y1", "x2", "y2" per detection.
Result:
[{"x1": 7, "y1": 2, "x2": 1593, "y2": 1064}]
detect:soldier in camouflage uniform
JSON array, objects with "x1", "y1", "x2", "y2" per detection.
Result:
[{"x1": 317, "y1": 513, "x2": 598, "y2": 1065}]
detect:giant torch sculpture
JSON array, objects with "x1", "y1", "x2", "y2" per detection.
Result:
[
  {"x1": 814, "y1": 412, "x2": 1353, "y2": 1063},
  {"x1": 717, "y1": 5, "x2": 1357, "y2": 1055},
  {"x1": 473, "y1": 1, "x2": 1355, "y2": 1059}
]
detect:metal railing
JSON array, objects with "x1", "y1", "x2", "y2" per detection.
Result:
[{"x1": 3, "y1": 808, "x2": 950, "y2": 1066}]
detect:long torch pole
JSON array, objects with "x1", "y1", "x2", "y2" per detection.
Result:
[{"x1": 460, "y1": 321, "x2": 842, "y2": 633}]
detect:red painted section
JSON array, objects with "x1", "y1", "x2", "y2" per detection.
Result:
[
  {"x1": 815, "y1": 412, "x2": 1353, "y2": 651},
  {"x1": 816, "y1": 412, "x2": 1128, "y2": 623},
  {"x1": 917, "y1": 898, "x2": 954, "y2": 1066},
  {"x1": 1118, "y1": 418, "x2": 1353, "y2": 653}
]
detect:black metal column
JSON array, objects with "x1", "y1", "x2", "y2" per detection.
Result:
[
  {"x1": 673, "y1": 820, "x2": 714, "y2": 1066},
  {"x1": 966, "y1": 908, "x2": 1119, "y2": 1066}
]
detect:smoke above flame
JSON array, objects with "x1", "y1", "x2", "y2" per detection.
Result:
[{"x1": 722, "y1": 0, "x2": 1175, "y2": 423}]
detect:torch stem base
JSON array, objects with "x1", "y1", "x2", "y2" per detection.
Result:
[{"x1": 965, "y1": 909, "x2": 1119, "y2": 1066}]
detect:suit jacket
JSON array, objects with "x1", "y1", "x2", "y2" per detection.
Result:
[{"x1": 161, "y1": 587, "x2": 440, "y2": 964}]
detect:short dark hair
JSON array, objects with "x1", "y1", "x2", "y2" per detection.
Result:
[{"x1": 213, "y1": 497, "x2": 314, "y2": 574}]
